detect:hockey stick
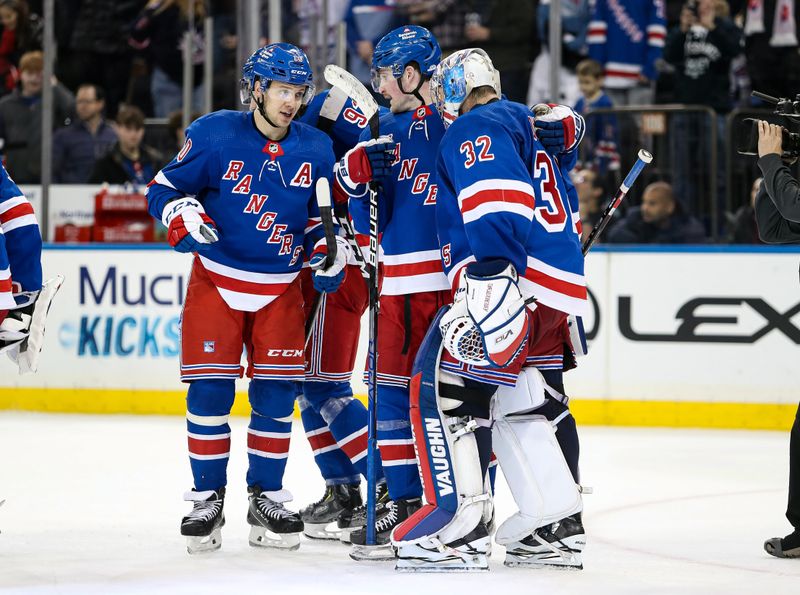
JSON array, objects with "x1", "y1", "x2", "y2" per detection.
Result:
[
  {"x1": 582, "y1": 149, "x2": 653, "y2": 255},
  {"x1": 305, "y1": 177, "x2": 339, "y2": 344},
  {"x1": 568, "y1": 150, "x2": 653, "y2": 357},
  {"x1": 324, "y1": 64, "x2": 382, "y2": 547}
]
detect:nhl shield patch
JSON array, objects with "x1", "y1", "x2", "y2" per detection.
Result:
[{"x1": 203, "y1": 341, "x2": 215, "y2": 353}]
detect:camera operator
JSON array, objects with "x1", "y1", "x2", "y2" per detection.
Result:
[
  {"x1": 755, "y1": 118, "x2": 800, "y2": 559},
  {"x1": 755, "y1": 120, "x2": 800, "y2": 243}
]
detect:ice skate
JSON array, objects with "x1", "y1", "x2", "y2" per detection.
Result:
[
  {"x1": 503, "y1": 513, "x2": 585, "y2": 569},
  {"x1": 301, "y1": 483, "x2": 362, "y2": 540},
  {"x1": 247, "y1": 487, "x2": 303, "y2": 551},
  {"x1": 764, "y1": 530, "x2": 800, "y2": 558},
  {"x1": 350, "y1": 498, "x2": 421, "y2": 561},
  {"x1": 337, "y1": 479, "x2": 390, "y2": 544},
  {"x1": 395, "y1": 522, "x2": 491, "y2": 572},
  {"x1": 180, "y1": 488, "x2": 225, "y2": 554}
]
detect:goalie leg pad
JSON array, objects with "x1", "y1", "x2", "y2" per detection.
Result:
[
  {"x1": 492, "y1": 369, "x2": 582, "y2": 545},
  {"x1": 393, "y1": 308, "x2": 491, "y2": 571}
]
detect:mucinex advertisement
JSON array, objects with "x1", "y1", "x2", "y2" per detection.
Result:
[{"x1": 2, "y1": 247, "x2": 799, "y2": 408}]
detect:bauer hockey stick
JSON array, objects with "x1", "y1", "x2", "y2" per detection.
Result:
[
  {"x1": 305, "y1": 177, "x2": 339, "y2": 344},
  {"x1": 324, "y1": 64, "x2": 382, "y2": 547},
  {"x1": 582, "y1": 149, "x2": 653, "y2": 255}
]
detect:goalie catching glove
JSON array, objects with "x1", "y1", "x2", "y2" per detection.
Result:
[
  {"x1": 162, "y1": 197, "x2": 219, "y2": 253},
  {"x1": 439, "y1": 260, "x2": 531, "y2": 368},
  {"x1": 309, "y1": 236, "x2": 352, "y2": 293},
  {"x1": 0, "y1": 275, "x2": 64, "y2": 374}
]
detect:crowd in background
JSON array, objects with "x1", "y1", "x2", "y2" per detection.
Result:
[{"x1": 2, "y1": 0, "x2": 798, "y2": 245}]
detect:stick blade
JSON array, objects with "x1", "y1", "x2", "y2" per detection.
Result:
[
  {"x1": 323, "y1": 65, "x2": 379, "y2": 120},
  {"x1": 315, "y1": 177, "x2": 331, "y2": 209}
]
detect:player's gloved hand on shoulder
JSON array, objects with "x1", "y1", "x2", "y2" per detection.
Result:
[
  {"x1": 340, "y1": 135, "x2": 396, "y2": 188},
  {"x1": 162, "y1": 197, "x2": 219, "y2": 253},
  {"x1": 532, "y1": 104, "x2": 585, "y2": 156},
  {"x1": 309, "y1": 236, "x2": 352, "y2": 293}
]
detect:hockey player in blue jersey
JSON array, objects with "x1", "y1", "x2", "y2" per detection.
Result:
[
  {"x1": 294, "y1": 87, "x2": 392, "y2": 541},
  {"x1": 334, "y1": 24, "x2": 452, "y2": 558},
  {"x1": 0, "y1": 164, "x2": 62, "y2": 374},
  {"x1": 392, "y1": 48, "x2": 590, "y2": 571},
  {"x1": 146, "y1": 43, "x2": 351, "y2": 554}
]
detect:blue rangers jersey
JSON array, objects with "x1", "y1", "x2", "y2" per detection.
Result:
[
  {"x1": 146, "y1": 110, "x2": 334, "y2": 312},
  {"x1": 587, "y1": 0, "x2": 666, "y2": 88},
  {"x1": 0, "y1": 164, "x2": 41, "y2": 309},
  {"x1": 436, "y1": 100, "x2": 589, "y2": 316},
  {"x1": 344, "y1": 104, "x2": 449, "y2": 296}
]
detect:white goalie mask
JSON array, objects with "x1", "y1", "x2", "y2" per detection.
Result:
[{"x1": 430, "y1": 48, "x2": 502, "y2": 128}]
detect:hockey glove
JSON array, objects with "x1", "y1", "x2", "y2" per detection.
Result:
[
  {"x1": 309, "y1": 236, "x2": 352, "y2": 293},
  {"x1": 162, "y1": 197, "x2": 219, "y2": 253},
  {"x1": 338, "y1": 135, "x2": 396, "y2": 190},
  {"x1": 533, "y1": 104, "x2": 585, "y2": 156},
  {"x1": 442, "y1": 259, "x2": 531, "y2": 368},
  {"x1": 0, "y1": 275, "x2": 64, "y2": 374}
]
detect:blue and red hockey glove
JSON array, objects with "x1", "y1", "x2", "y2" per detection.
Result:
[
  {"x1": 337, "y1": 135, "x2": 396, "y2": 192},
  {"x1": 162, "y1": 197, "x2": 219, "y2": 253},
  {"x1": 532, "y1": 104, "x2": 585, "y2": 156},
  {"x1": 309, "y1": 236, "x2": 352, "y2": 293}
]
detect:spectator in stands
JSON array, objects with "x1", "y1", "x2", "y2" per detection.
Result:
[
  {"x1": 587, "y1": 0, "x2": 667, "y2": 106},
  {"x1": 607, "y1": 181, "x2": 706, "y2": 243},
  {"x1": 343, "y1": 0, "x2": 397, "y2": 90},
  {"x1": 574, "y1": 167, "x2": 606, "y2": 244},
  {"x1": 462, "y1": 0, "x2": 534, "y2": 103},
  {"x1": 574, "y1": 58, "x2": 620, "y2": 176},
  {"x1": 166, "y1": 108, "x2": 201, "y2": 153},
  {"x1": 742, "y1": 0, "x2": 799, "y2": 101},
  {"x1": 51, "y1": 83, "x2": 117, "y2": 184},
  {"x1": 0, "y1": 50, "x2": 74, "y2": 183},
  {"x1": 0, "y1": 0, "x2": 42, "y2": 97},
  {"x1": 528, "y1": 0, "x2": 590, "y2": 106},
  {"x1": 397, "y1": 0, "x2": 468, "y2": 59},
  {"x1": 58, "y1": 0, "x2": 144, "y2": 119},
  {"x1": 129, "y1": 0, "x2": 206, "y2": 118},
  {"x1": 664, "y1": 0, "x2": 741, "y2": 227},
  {"x1": 664, "y1": 0, "x2": 742, "y2": 114},
  {"x1": 89, "y1": 105, "x2": 163, "y2": 186},
  {"x1": 727, "y1": 177, "x2": 764, "y2": 244}
]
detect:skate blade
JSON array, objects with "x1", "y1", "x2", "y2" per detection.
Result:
[
  {"x1": 248, "y1": 526, "x2": 301, "y2": 551},
  {"x1": 349, "y1": 543, "x2": 395, "y2": 561},
  {"x1": 395, "y1": 539, "x2": 491, "y2": 572},
  {"x1": 504, "y1": 551, "x2": 583, "y2": 570},
  {"x1": 186, "y1": 529, "x2": 222, "y2": 554},
  {"x1": 395, "y1": 555, "x2": 489, "y2": 573},
  {"x1": 303, "y1": 522, "x2": 342, "y2": 541}
]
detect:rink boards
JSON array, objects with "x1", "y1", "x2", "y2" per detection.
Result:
[{"x1": 1, "y1": 245, "x2": 798, "y2": 430}]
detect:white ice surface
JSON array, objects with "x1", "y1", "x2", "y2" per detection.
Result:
[{"x1": 1, "y1": 412, "x2": 798, "y2": 594}]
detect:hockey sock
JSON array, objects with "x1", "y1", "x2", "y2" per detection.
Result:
[
  {"x1": 298, "y1": 393, "x2": 360, "y2": 485},
  {"x1": 186, "y1": 379, "x2": 235, "y2": 492},
  {"x1": 246, "y1": 379, "x2": 295, "y2": 491},
  {"x1": 376, "y1": 384, "x2": 422, "y2": 501},
  {"x1": 305, "y1": 380, "x2": 382, "y2": 480}
]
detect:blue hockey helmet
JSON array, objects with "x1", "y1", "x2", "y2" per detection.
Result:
[
  {"x1": 241, "y1": 43, "x2": 315, "y2": 105},
  {"x1": 370, "y1": 25, "x2": 441, "y2": 92}
]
